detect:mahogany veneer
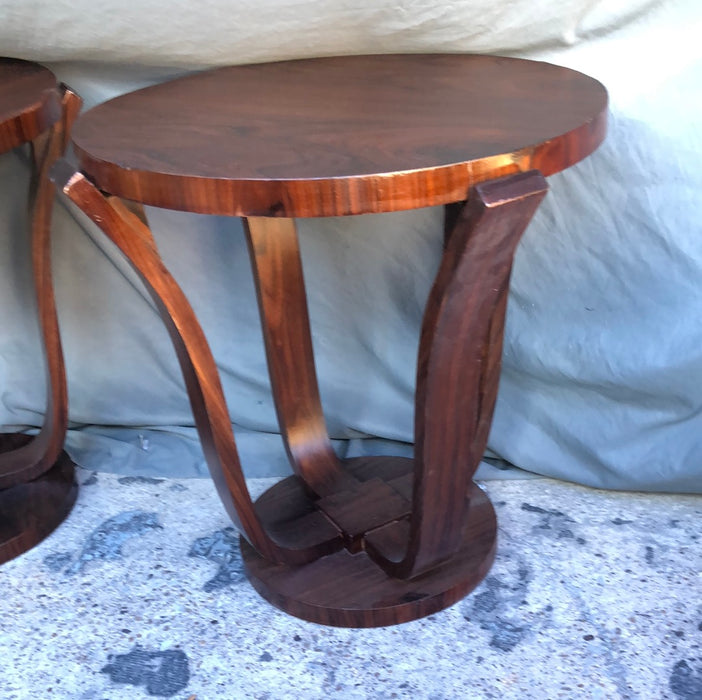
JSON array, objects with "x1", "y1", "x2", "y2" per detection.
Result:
[
  {"x1": 58, "y1": 54, "x2": 607, "y2": 625},
  {"x1": 0, "y1": 434, "x2": 76, "y2": 563},
  {"x1": 0, "y1": 59, "x2": 81, "y2": 564}
]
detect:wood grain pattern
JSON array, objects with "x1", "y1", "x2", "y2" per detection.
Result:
[
  {"x1": 60, "y1": 54, "x2": 607, "y2": 624},
  {"x1": 240, "y1": 172, "x2": 546, "y2": 623},
  {"x1": 244, "y1": 217, "x2": 352, "y2": 496},
  {"x1": 0, "y1": 58, "x2": 60, "y2": 153},
  {"x1": 72, "y1": 54, "x2": 607, "y2": 217},
  {"x1": 365, "y1": 170, "x2": 548, "y2": 579},
  {"x1": 240, "y1": 172, "x2": 546, "y2": 624},
  {"x1": 242, "y1": 458, "x2": 496, "y2": 627},
  {"x1": 0, "y1": 84, "x2": 82, "y2": 488},
  {"x1": 55, "y1": 166, "x2": 343, "y2": 567},
  {"x1": 0, "y1": 61, "x2": 80, "y2": 563},
  {"x1": 0, "y1": 435, "x2": 77, "y2": 565}
]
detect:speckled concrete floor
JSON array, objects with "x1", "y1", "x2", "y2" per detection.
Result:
[{"x1": 1, "y1": 469, "x2": 700, "y2": 700}]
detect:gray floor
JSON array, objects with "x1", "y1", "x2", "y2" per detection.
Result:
[{"x1": 1, "y1": 469, "x2": 700, "y2": 699}]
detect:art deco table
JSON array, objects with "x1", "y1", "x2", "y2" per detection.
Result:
[
  {"x1": 56, "y1": 54, "x2": 607, "y2": 626},
  {"x1": 0, "y1": 59, "x2": 81, "y2": 563}
]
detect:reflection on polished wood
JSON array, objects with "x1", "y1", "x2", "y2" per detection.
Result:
[
  {"x1": 242, "y1": 458, "x2": 496, "y2": 627},
  {"x1": 0, "y1": 435, "x2": 77, "y2": 563},
  {"x1": 61, "y1": 54, "x2": 607, "y2": 625},
  {"x1": 0, "y1": 59, "x2": 81, "y2": 563},
  {"x1": 244, "y1": 217, "x2": 352, "y2": 496},
  {"x1": 56, "y1": 165, "x2": 344, "y2": 568},
  {"x1": 72, "y1": 54, "x2": 606, "y2": 217}
]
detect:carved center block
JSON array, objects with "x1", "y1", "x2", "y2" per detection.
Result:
[{"x1": 316, "y1": 477, "x2": 411, "y2": 553}]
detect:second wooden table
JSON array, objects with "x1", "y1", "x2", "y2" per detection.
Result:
[{"x1": 0, "y1": 59, "x2": 80, "y2": 564}]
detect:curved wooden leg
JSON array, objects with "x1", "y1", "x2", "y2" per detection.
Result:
[
  {"x1": 242, "y1": 171, "x2": 548, "y2": 626},
  {"x1": 244, "y1": 217, "x2": 413, "y2": 558},
  {"x1": 55, "y1": 168, "x2": 343, "y2": 567},
  {"x1": 365, "y1": 170, "x2": 548, "y2": 578},
  {"x1": 244, "y1": 217, "x2": 352, "y2": 496},
  {"x1": 0, "y1": 87, "x2": 81, "y2": 565},
  {"x1": 0, "y1": 87, "x2": 81, "y2": 489}
]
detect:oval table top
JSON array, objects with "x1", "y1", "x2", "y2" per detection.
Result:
[
  {"x1": 0, "y1": 58, "x2": 60, "y2": 154},
  {"x1": 72, "y1": 54, "x2": 607, "y2": 218}
]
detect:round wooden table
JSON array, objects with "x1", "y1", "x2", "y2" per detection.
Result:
[
  {"x1": 0, "y1": 59, "x2": 81, "y2": 563},
  {"x1": 59, "y1": 54, "x2": 607, "y2": 626}
]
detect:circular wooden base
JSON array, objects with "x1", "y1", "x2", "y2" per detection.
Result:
[
  {"x1": 241, "y1": 463, "x2": 496, "y2": 628},
  {"x1": 0, "y1": 434, "x2": 78, "y2": 565}
]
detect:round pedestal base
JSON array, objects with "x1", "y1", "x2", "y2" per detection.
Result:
[
  {"x1": 0, "y1": 434, "x2": 78, "y2": 564},
  {"x1": 242, "y1": 464, "x2": 496, "y2": 628}
]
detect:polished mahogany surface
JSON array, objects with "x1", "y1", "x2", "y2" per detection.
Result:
[
  {"x1": 0, "y1": 61, "x2": 80, "y2": 564},
  {"x1": 241, "y1": 457, "x2": 497, "y2": 628},
  {"x1": 60, "y1": 55, "x2": 607, "y2": 625},
  {"x1": 0, "y1": 58, "x2": 60, "y2": 153},
  {"x1": 0, "y1": 435, "x2": 77, "y2": 564},
  {"x1": 72, "y1": 54, "x2": 607, "y2": 217},
  {"x1": 58, "y1": 165, "x2": 549, "y2": 625}
]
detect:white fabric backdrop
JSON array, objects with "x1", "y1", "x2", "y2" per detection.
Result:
[{"x1": 1, "y1": 0, "x2": 700, "y2": 491}]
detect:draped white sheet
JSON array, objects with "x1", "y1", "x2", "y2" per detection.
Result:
[{"x1": 1, "y1": 0, "x2": 700, "y2": 491}]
